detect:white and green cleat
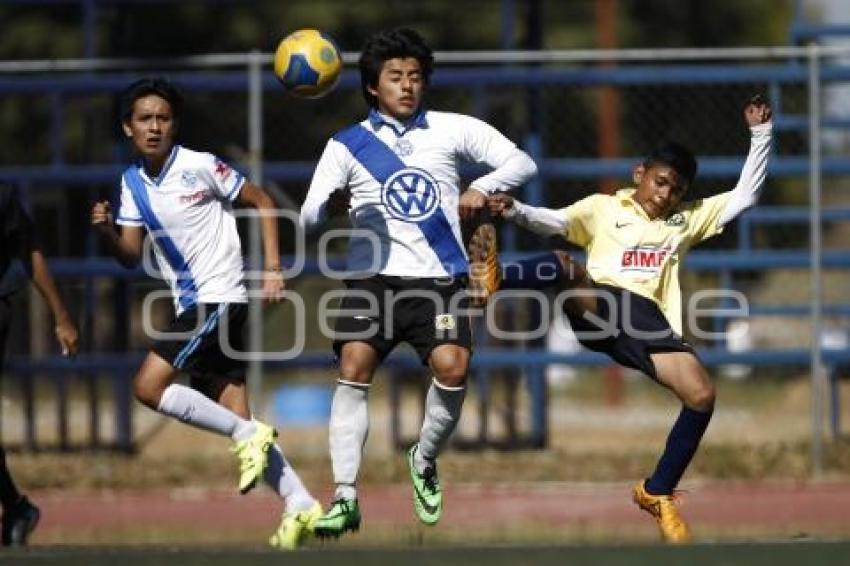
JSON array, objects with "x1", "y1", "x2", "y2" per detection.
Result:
[
  {"x1": 230, "y1": 421, "x2": 277, "y2": 494},
  {"x1": 269, "y1": 501, "x2": 323, "y2": 550},
  {"x1": 407, "y1": 444, "x2": 442, "y2": 526},
  {"x1": 312, "y1": 498, "x2": 361, "y2": 539}
]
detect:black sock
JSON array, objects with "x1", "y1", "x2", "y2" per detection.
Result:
[{"x1": 645, "y1": 406, "x2": 713, "y2": 496}]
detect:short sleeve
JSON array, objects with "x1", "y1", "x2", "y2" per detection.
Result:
[
  {"x1": 563, "y1": 194, "x2": 600, "y2": 248},
  {"x1": 681, "y1": 191, "x2": 734, "y2": 245},
  {"x1": 199, "y1": 152, "x2": 246, "y2": 202},
  {"x1": 115, "y1": 178, "x2": 144, "y2": 226}
]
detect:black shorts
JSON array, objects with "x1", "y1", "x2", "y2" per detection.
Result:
[
  {"x1": 332, "y1": 275, "x2": 472, "y2": 364},
  {"x1": 566, "y1": 285, "x2": 694, "y2": 380},
  {"x1": 152, "y1": 303, "x2": 248, "y2": 380}
]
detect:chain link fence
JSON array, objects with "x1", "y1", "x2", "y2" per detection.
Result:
[{"x1": 0, "y1": 46, "x2": 848, "y2": 472}]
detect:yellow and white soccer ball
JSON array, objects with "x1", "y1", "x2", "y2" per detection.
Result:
[{"x1": 273, "y1": 29, "x2": 342, "y2": 99}]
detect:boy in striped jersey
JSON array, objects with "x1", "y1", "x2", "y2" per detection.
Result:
[
  {"x1": 92, "y1": 77, "x2": 319, "y2": 550},
  {"x1": 302, "y1": 28, "x2": 537, "y2": 537}
]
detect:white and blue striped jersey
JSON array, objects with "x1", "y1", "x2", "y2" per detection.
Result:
[
  {"x1": 301, "y1": 109, "x2": 537, "y2": 278},
  {"x1": 116, "y1": 145, "x2": 247, "y2": 313}
]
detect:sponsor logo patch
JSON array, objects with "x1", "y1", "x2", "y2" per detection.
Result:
[
  {"x1": 435, "y1": 314, "x2": 456, "y2": 331},
  {"x1": 620, "y1": 246, "x2": 672, "y2": 272},
  {"x1": 382, "y1": 167, "x2": 441, "y2": 222},
  {"x1": 180, "y1": 189, "x2": 212, "y2": 205}
]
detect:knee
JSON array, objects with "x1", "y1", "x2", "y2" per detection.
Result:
[
  {"x1": 431, "y1": 351, "x2": 469, "y2": 388},
  {"x1": 433, "y1": 367, "x2": 467, "y2": 388},
  {"x1": 685, "y1": 381, "x2": 716, "y2": 412},
  {"x1": 339, "y1": 357, "x2": 373, "y2": 384},
  {"x1": 133, "y1": 376, "x2": 163, "y2": 410}
]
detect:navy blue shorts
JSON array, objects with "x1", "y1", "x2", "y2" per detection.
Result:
[
  {"x1": 566, "y1": 285, "x2": 694, "y2": 380},
  {"x1": 152, "y1": 303, "x2": 247, "y2": 379}
]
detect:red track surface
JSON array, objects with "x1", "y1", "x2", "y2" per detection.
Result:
[{"x1": 30, "y1": 481, "x2": 850, "y2": 544}]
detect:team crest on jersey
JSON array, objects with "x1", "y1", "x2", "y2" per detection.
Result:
[
  {"x1": 381, "y1": 167, "x2": 441, "y2": 222},
  {"x1": 393, "y1": 138, "x2": 414, "y2": 157},
  {"x1": 180, "y1": 171, "x2": 198, "y2": 188},
  {"x1": 435, "y1": 314, "x2": 456, "y2": 330},
  {"x1": 665, "y1": 212, "x2": 685, "y2": 226}
]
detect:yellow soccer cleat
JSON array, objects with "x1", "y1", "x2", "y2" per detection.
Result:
[
  {"x1": 632, "y1": 480, "x2": 692, "y2": 544},
  {"x1": 269, "y1": 501, "x2": 323, "y2": 550},
  {"x1": 230, "y1": 421, "x2": 277, "y2": 494}
]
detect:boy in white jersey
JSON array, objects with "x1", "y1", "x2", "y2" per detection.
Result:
[
  {"x1": 90, "y1": 78, "x2": 319, "y2": 550},
  {"x1": 491, "y1": 95, "x2": 772, "y2": 543},
  {"x1": 302, "y1": 28, "x2": 537, "y2": 536}
]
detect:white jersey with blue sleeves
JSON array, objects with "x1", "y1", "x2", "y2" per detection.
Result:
[
  {"x1": 302, "y1": 109, "x2": 537, "y2": 278},
  {"x1": 116, "y1": 145, "x2": 247, "y2": 313}
]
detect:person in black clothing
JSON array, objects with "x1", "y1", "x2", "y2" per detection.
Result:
[{"x1": 0, "y1": 183, "x2": 79, "y2": 546}]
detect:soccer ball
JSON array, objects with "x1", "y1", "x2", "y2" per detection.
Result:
[{"x1": 273, "y1": 29, "x2": 342, "y2": 99}]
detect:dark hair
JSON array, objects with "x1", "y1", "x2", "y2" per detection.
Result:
[
  {"x1": 119, "y1": 77, "x2": 184, "y2": 124},
  {"x1": 644, "y1": 142, "x2": 698, "y2": 186},
  {"x1": 358, "y1": 28, "x2": 434, "y2": 109}
]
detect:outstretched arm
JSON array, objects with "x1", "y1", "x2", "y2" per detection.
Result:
[
  {"x1": 717, "y1": 95, "x2": 773, "y2": 227},
  {"x1": 488, "y1": 193, "x2": 569, "y2": 238}
]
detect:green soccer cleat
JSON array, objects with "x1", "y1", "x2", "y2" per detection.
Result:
[
  {"x1": 407, "y1": 444, "x2": 442, "y2": 526},
  {"x1": 230, "y1": 421, "x2": 277, "y2": 494},
  {"x1": 269, "y1": 501, "x2": 323, "y2": 550},
  {"x1": 312, "y1": 498, "x2": 361, "y2": 539}
]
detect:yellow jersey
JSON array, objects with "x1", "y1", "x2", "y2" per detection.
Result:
[{"x1": 562, "y1": 188, "x2": 733, "y2": 335}]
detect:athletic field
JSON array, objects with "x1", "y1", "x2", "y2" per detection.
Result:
[
  {"x1": 4, "y1": 542, "x2": 849, "y2": 566},
  {"x1": 2, "y1": 480, "x2": 845, "y2": 564}
]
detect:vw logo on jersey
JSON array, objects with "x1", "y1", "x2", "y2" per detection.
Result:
[{"x1": 381, "y1": 167, "x2": 441, "y2": 222}]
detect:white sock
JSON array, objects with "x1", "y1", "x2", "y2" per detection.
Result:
[
  {"x1": 416, "y1": 378, "x2": 466, "y2": 473},
  {"x1": 157, "y1": 383, "x2": 252, "y2": 440},
  {"x1": 329, "y1": 380, "x2": 370, "y2": 501},
  {"x1": 264, "y1": 444, "x2": 316, "y2": 513}
]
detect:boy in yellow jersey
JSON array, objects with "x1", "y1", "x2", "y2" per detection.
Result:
[{"x1": 490, "y1": 95, "x2": 772, "y2": 543}]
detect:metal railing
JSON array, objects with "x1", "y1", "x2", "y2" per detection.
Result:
[{"x1": 0, "y1": 45, "x2": 848, "y2": 467}]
